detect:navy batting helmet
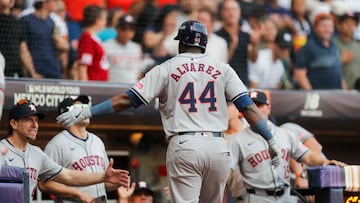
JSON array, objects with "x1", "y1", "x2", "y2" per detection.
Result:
[{"x1": 174, "y1": 20, "x2": 208, "y2": 53}]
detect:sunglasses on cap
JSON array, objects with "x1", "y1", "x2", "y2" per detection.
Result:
[
  {"x1": 17, "y1": 99, "x2": 31, "y2": 106},
  {"x1": 10, "y1": 99, "x2": 46, "y2": 120}
]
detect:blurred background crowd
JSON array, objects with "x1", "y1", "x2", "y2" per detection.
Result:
[{"x1": 1, "y1": 0, "x2": 360, "y2": 90}]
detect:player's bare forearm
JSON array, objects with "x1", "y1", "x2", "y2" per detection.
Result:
[
  {"x1": 301, "y1": 151, "x2": 326, "y2": 166},
  {"x1": 241, "y1": 104, "x2": 263, "y2": 126},
  {"x1": 55, "y1": 167, "x2": 129, "y2": 188},
  {"x1": 38, "y1": 180, "x2": 94, "y2": 201},
  {"x1": 110, "y1": 93, "x2": 133, "y2": 112},
  {"x1": 55, "y1": 168, "x2": 106, "y2": 186},
  {"x1": 105, "y1": 182, "x2": 121, "y2": 192},
  {"x1": 290, "y1": 158, "x2": 303, "y2": 176},
  {"x1": 302, "y1": 151, "x2": 347, "y2": 167},
  {"x1": 303, "y1": 137, "x2": 323, "y2": 154}
]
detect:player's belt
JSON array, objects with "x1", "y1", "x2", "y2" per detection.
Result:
[
  {"x1": 178, "y1": 131, "x2": 224, "y2": 137},
  {"x1": 246, "y1": 187, "x2": 285, "y2": 197},
  {"x1": 94, "y1": 195, "x2": 106, "y2": 203}
]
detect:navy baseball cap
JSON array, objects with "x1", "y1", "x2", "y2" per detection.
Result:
[
  {"x1": 133, "y1": 181, "x2": 154, "y2": 196},
  {"x1": 58, "y1": 95, "x2": 90, "y2": 114},
  {"x1": 9, "y1": 99, "x2": 45, "y2": 120},
  {"x1": 249, "y1": 90, "x2": 269, "y2": 105},
  {"x1": 116, "y1": 14, "x2": 136, "y2": 27},
  {"x1": 275, "y1": 30, "x2": 293, "y2": 49}
]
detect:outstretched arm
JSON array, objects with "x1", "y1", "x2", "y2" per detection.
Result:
[
  {"x1": 53, "y1": 159, "x2": 130, "y2": 188},
  {"x1": 301, "y1": 150, "x2": 347, "y2": 167},
  {"x1": 241, "y1": 104, "x2": 263, "y2": 127},
  {"x1": 38, "y1": 180, "x2": 95, "y2": 202},
  {"x1": 109, "y1": 93, "x2": 133, "y2": 113},
  {"x1": 57, "y1": 92, "x2": 134, "y2": 128}
]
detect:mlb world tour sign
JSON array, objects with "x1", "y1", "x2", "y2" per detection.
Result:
[
  {"x1": 14, "y1": 84, "x2": 80, "y2": 108},
  {"x1": 4, "y1": 78, "x2": 132, "y2": 111},
  {"x1": 3, "y1": 78, "x2": 158, "y2": 115}
]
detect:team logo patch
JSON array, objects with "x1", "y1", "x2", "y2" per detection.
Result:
[
  {"x1": 249, "y1": 91, "x2": 258, "y2": 99},
  {"x1": 29, "y1": 104, "x2": 37, "y2": 111},
  {"x1": 136, "y1": 82, "x2": 144, "y2": 89},
  {"x1": 298, "y1": 132, "x2": 305, "y2": 140}
]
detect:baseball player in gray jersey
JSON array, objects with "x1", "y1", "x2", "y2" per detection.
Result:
[
  {"x1": 280, "y1": 122, "x2": 326, "y2": 199},
  {"x1": 280, "y1": 122, "x2": 323, "y2": 155},
  {"x1": 56, "y1": 20, "x2": 282, "y2": 203},
  {"x1": 224, "y1": 103, "x2": 248, "y2": 202},
  {"x1": 230, "y1": 90, "x2": 345, "y2": 203},
  {"x1": 39, "y1": 95, "x2": 118, "y2": 203},
  {"x1": 0, "y1": 99, "x2": 130, "y2": 201}
]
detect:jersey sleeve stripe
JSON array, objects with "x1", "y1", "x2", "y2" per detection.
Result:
[
  {"x1": 43, "y1": 167, "x2": 63, "y2": 183},
  {"x1": 127, "y1": 88, "x2": 148, "y2": 107},
  {"x1": 232, "y1": 92, "x2": 254, "y2": 111},
  {"x1": 296, "y1": 149, "x2": 310, "y2": 162},
  {"x1": 231, "y1": 92, "x2": 249, "y2": 103}
]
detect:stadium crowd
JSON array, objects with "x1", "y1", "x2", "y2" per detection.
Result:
[{"x1": 1, "y1": 0, "x2": 360, "y2": 90}]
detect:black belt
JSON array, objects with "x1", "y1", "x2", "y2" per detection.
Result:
[
  {"x1": 178, "y1": 132, "x2": 223, "y2": 137},
  {"x1": 246, "y1": 188, "x2": 285, "y2": 197},
  {"x1": 94, "y1": 195, "x2": 106, "y2": 203}
]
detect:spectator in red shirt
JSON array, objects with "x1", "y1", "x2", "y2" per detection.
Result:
[
  {"x1": 63, "y1": 0, "x2": 105, "y2": 77},
  {"x1": 76, "y1": 5, "x2": 109, "y2": 81}
]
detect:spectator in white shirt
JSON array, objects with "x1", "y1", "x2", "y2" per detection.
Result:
[
  {"x1": 197, "y1": 6, "x2": 228, "y2": 63},
  {"x1": 103, "y1": 14, "x2": 143, "y2": 84},
  {"x1": 249, "y1": 30, "x2": 292, "y2": 89}
]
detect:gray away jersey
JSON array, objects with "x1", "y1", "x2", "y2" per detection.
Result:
[
  {"x1": 280, "y1": 122, "x2": 314, "y2": 143},
  {"x1": 0, "y1": 139, "x2": 63, "y2": 200},
  {"x1": 230, "y1": 121, "x2": 309, "y2": 190},
  {"x1": 44, "y1": 130, "x2": 109, "y2": 202},
  {"x1": 130, "y1": 53, "x2": 248, "y2": 139}
]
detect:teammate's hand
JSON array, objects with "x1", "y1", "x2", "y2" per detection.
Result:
[
  {"x1": 267, "y1": 138, "x2": 282, "y2": 167},
  {"x1": 117, "y1": 182, "x2": 136, "y2": 200},
  {"x1": 323, "y1": 159, "x2": 347, "y2": 167},
  {"x1": 77, "y1": 191, "x2": 95, "y2": 203},
  {"x1": 56, "y1": 105, "x2": 91, "y2": 128},
  {"x1": 104, "y1": 158, "x2": 130, "y2": 188},
  {"x1": 295, "y1": 176, "x2": 309, "y2": 188}
]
